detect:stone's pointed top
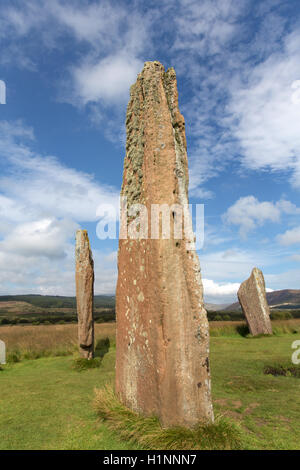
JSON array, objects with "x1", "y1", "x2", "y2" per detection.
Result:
[
  {"x1": 75, "y1": 230, "x2": 92, "y2": 262},
  {"x1": 76, "y1": 229, "x2": 89, "y2": 244},
  {"x1": 143, "y1": 60, "x2": 165, "y2": 70},
  {"x1": 76, "y1": 229, "x2": 88, "y2": 236},
  {"x1": 252, "y1": 267, "x2": 261, "y2": 274},
  {"x1": 138, "y1": 61, "x2": 177, "y2": 81},
  {"x1": 251, "y1": 267, "x2": 265, "y2": 285}
]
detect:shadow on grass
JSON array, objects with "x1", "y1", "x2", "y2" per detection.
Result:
[
  {"x1": 95, "y1": 337, "x2": 110, "y2": 359},
  {"x1": 236, "y1": 325, "x2": 249, "y2": 337},
  {"x1": 264, "y1": 363, "x2": 300, "y2": 378},
  {"x1": 94, "y1": 385, "x2": 242, "y2": 450}
]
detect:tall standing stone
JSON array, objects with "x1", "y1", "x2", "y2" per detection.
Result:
[
  {"x1": 238, "y1": 267, "x2": 272, "y2": 336},
  {"x1": 75, "y1": 230, "x2": 94, "y2": 359},
  {"x1": 115, "y1": 61, "x2": 214, "y2": 428}
]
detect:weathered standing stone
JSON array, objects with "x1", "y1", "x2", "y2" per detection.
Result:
[
  {"x1": 238, "y1": 267, "x2": 272, "y2": 336},
  {"x1": 115, "y1": 61, "x2": 214, "y2": 428},
  {"x1": 75, "y1": 230, "x2": 94, "y2": 359},
  {"x1": 0, "y1": 340, "x2": 6, "y2": 364}
]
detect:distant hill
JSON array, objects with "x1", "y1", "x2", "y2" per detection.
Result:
[
  {"x1": 0, "y1": 294, "x2": 116, "y2": 325},
  {"x1": 0, "y1": 295, "x2": 230, "y2": 312},
  {"x1": 226, "y1": 289, "x2": 300, "y2": 311},
  {"x1": 0, "y1": 294, "x2": 115, "y2": 309}
]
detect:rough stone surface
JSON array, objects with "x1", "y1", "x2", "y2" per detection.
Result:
[
  {"x1": 115, "y1": 61, "x2": 214, "y2": 428},
  {"x1": 0, "y1": 340, "x2": 6, "y2": 364},
  {"x1": 75, "y1": 230, "x2": 94, "y2": 359},
  {"x1": 238, "y1": 267, "x2": 273, "y2": 336}
]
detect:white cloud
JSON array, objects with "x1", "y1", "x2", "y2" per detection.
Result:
[
  {"x1": 277, "y1": 226, "x2": 300, "y2": 246},
  {"x1": 200, "y1": 248, "x2": 273, "y2": 282},
  {"x1": 72, "y1": 54, "x2": 143, "y2": 105},
  {"x1": 0, "y1": 120, "x2": 120, "y2": 294},
  {"x1": 200, "y1": 248, "x2": 278, "y2": 301},
  {"x1": 202, "y1": 278, "x2": 240, "y2": 303},
  {"x1": 0, "y1": 1, "x2": 151, "y2": 104},
  {"x1": 0, "y1": 121, "x2": 119, "y2": 224},
  {"x1": 0, "y1": 218, "x2": 77, "y2": 259},
  {"x1": 0, "y1": 244, "x2": 118, "y2": 296},
  {"x1": 48, "y1": 1, "x2": 124, "y2": 44},
  {"x1": 173, "y1": 0, "x2": 245, "y2": 55},
  {"x1": 203, "y1": 278, "x2": 273, "y2": 304},
  {"x1": 229, "y1": 30, "x2": 300, "y2": 187},
  {"x1": 223, "y1": 196, "x2": 300, "y2": 237},
  {"x1": 264, "y1": 268, "x2": 300, "y2": 290}
]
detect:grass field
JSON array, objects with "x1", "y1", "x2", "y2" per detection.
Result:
[{"x1": 0, "y1": 322, "x2": 299, "y2": 449}]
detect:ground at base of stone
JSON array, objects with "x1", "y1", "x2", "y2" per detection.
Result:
[
  {"x1": 94, "y1": 385, "x2": 242, "y2": 450},
  {"x1": 0, "y1": 325, "x2": 299, "y2": 450}
]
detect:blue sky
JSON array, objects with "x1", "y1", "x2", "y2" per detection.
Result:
[{"x1": 0, "y1": 0, "x2": 300, "y2": 303}]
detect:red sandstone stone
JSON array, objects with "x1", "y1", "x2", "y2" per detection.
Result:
[
  {"x1": 75, "y1": 230, "x2": 94, "y2": 359},
  {"x1": 238, "y1": 267, "x2": 273, "y2": 336},
  {"x1": 115, "y1": 61, "x2": 214, "y2": 428}
]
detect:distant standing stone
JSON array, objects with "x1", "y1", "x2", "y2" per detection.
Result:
[
  {"x1": 238, "y1": 267, "x2": 273, "y2": 336},
  {"x1": 75, "y1": 230, "x2": 94, "y2": 359},
  {"x1": 0, "y1": 340, "x2": 5, "y2": 364}
]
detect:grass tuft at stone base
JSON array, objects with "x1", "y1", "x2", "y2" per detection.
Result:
[
  {"x1": 94, "y1": 385, "x2": 242, "y2": 450},
  {"x1": 72, "y1": 357, "x2": 102, "y2": 371}
]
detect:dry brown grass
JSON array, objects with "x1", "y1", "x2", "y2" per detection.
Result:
[
  {"x1": 1, "y1": 318, "x2": 298, "y2": 359},
  {"x1": 0, "y1": 322, "x2": 116, "y2": 357},
  {"x1": 0, "y1": 301, "x2": 43, "y2": 314}
]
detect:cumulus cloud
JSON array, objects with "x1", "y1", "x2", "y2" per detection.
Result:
[
  {"x1": 229, "y1": 30, "x2": 300, "y2": 186},
  {"x1": 0, "y1": 120, "x2": 120, "y2": 294},
  {"x1": 200, "y1": 248, "x2": 273, "y2": 282},
  {"x1": 173, "y1": 0, "x2": 245, "y2": 55},
  {"x1": 0, "y1": 218, "x2": 77, "y2": 259},
  {"x1": 200, "y1": 247, "x2": 278, "y2": 301},
  {"x1": 0, "y1": 245, "x2": 118, "y2": 296},
  {"x1": 223, "y1": 196, "x2": 300, "y2": 237},
  {"x1": 277, "y1": 226, "x2": 300, "y2": 246},
  {"x1": 0, "y1": 0, "x2": 152, "y2": 128},
  {"x1": 202, "y1": 278, "x2": 240, "y2": 303},
  {"x1": 72, "y1": 54, "x2": 143, "y2": 105},
  {"x1": 202, "y1": 277, "x2": 273, "y2": 304},
  {"x1": 0, "y1": 121, "x2": 119, "y2": 223}
]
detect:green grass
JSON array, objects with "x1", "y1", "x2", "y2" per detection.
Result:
[
  {"x1": 0, "y1": 348, "x2": 136, "y2": 450},
  {"x1": 94, "y1": 385, "x2": 242, "y2": 450},
  {"x1": 211, "y1": 335, "x2": 300, "y2": 449},
  {"x1": 210, "y1": 320, "x2": 300, "y2": 337},
  {"x1": 0, "y1": 330, "x2": 299, "y2": 449}
]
